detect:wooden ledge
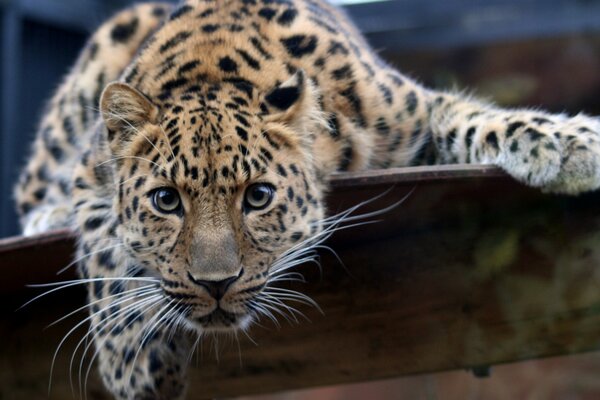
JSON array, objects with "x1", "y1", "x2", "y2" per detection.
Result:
[{"x1": 2, "y1": 165, "x2": 600, "y2": 399}]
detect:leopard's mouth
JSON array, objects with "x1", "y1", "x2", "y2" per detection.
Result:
[{"x1": 188, "y1": 306, "x2": 253, "y2": 332}]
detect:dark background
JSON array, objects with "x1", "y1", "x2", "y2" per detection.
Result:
[{"x1": 1, "y1": 0, "x2": 600, "y2": 238}]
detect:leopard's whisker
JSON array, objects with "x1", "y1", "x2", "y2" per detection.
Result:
[
  {"x1": 260, "y1": 294, "x2": 309, "y2": 323},
  {"x1": 125, "y1": 299, "x2": 175, "y2": 384},
  {"x1": 158, "y1": 119, "x2": 176, "y2": 160},
  {"x1": 20, "y1": 277, "x2": 160, "y2": 311},
  {"x1": 82, "y1": 295, "x2": 165, "y2": 399},
  {"x1": 56, "y1": 243, "x2": 124, "y2": 275},
  {"x1": 102, "y1": 110, "x2": 171, "y2": 165},
  {"x1": 233, "y1": 330, "x2": 243, "y2": 367},
  {"x1": 167, "y1": 303, "x2": 192, "y2": 342},
  {"x1": 73, "y1": 293, "x2": 163, "y2": 397},
  {"x1": 96, "y1": 156, "x2": 165, "y2": 171},
  {"x1": 263, "y1": 287, "x2": 322, "y2": 314},
  {"x1": 47, "y1": 284, "x2": 158, "y2": 328},
  {"x1": 117, "y1": 173, "x2": 153, "y2": 188},
  {"x1": 247, "y1": 300, "x2": 281, "y2": 328},
  {"x1": 256, "y1": 299, "x2": 296, "y2": 325},
  {"x1": 239, "y1": 325, "x2": 258, "y2": 346},
  {"x1": 48, "y1": 289, "x2": 161, "y2": 395},
  {"x1": 186, "y1": 331, "x2": 203, "y2": 365}
]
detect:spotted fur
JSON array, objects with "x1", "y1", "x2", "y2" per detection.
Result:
[{"x1": 14, "y1": 1, "x2": 600, "y2": 398}]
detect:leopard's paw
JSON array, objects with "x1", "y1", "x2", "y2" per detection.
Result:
[
  {"x1": 540, "y1": 116, "x2": 600, "y2": 194},
  {"x1": 496, "y1": 127, "x2": 563, "y2": 189},
  {"x1": 495, "y1": 115, "x2": 600, "y2": 195}
]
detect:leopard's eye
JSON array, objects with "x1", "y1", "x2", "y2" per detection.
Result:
[
  {"x1": 152, "y1": 188, "x2": 182, "y2": 214},
  {"x1": 244, "y1": 183, "x2": 275, "y2": 211}
]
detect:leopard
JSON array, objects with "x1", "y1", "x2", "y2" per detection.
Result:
[{"x1": 13, "y1": 0, "x2": 600, "y2": 398}]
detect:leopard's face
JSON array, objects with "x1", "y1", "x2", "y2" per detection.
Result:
[{"x1": 101, "y1": 73, "x2": 326, "y2": 331}]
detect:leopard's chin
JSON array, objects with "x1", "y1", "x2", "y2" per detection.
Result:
[{"x1": 187, "y1": 308, "x2": 254, "y2": 333}]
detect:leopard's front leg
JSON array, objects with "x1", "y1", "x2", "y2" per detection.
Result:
[
  {"x1": 94, "y1": 313, "x2": 193, "y2": 400},
  {"x1": 430, "y1": 93, "x2": 600, "y2": 194},
  {"x1": 81, "y1": 256, "x2": 194, "y2": 400}
]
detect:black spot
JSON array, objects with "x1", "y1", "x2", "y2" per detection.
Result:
[
  {"x1": 33, "y1": 187, "x2": 47, "y2": 201},
  {"x1": 161, "y1": 78, "x2": 188, "y2": 93},
  {"x1": 446, "y1": 129, "x2": 457, "y2": 149},
  {"x1": 545, "y1": 142, "x2": 557, "y2": 151},
  {"x1": 48, "y1": 143, "x2": 64, "y2": 161},
  {"x1": 84, "y1": 216, "x2": 105, "y2": 231},
  {"x1": 93, "y1": 280, "x2": 104, "y2": 299},
  {"x1": 153, "y1": 6, "x2": 167, "y2": 17},
  {"x1": 250, "y1": 37, "x2": 273, "y2": 60},
  {"x1": 149, "y1": 350, "x2": 163, "y2": 373},
  {"x1": 327, "y1": 40, "x2": 349, "y2": 56},
  {"x1": 526, "y1": 128, "x2": 545, "y2": 141},
  {"x1": 506, "y1": 121, "x2": 525, "y2": 138},
  {"x1": 218, "y1": 56, "x2": 238, "y2": 73},
  {"x1": 235, "y1": 114, "x2": 251, "y2": 128},
  {"x1": 280, "y1": 35, "x2": 318, "y2": 58},
  {"x1": 530, "y1": 147, "x2": 539, "y2": 158},
  {"x1": 170, "y1": 5, "x2": 193, "y2": 20},
  {"x1": 266, "y1": 86, "x2": 300, "y2": 111},
  {"x1": 111, "y1": 17, "x2": 139, "y2": 43},
  {"x1": 532, "y1": 117, "x2": 551, "y2": 125},
  {"x1": 236, "y1": 49, "x2": 261, "y2": 70},
  {"x1": 236, "y1": 126, "x2": 249, "y2": 141},
  {"x1": 405, "y1": 91, "x2": 418, "y2": 116},
  {"x1": 258, "y1": 7, "x2": 277, "y2": 20},
  {"x1": 375, "y1": 117, "x2": 390, "y2": 136},
  {"x1": 509, "y1": 140, "x2": 519, "y2": 153},
  {"x1": 198, "y1": 8, "x2": 214, "y2": 18},
  {"x1": 202, "y1": 24, "x2": 220, "y2": 33},
  {"x1": 291, "y1": 232, "x2": 303, "y2": 242},
  {"x1": 63, "y1": 117, "x2": 77, "y2": 145},
  {"x1": 260, "y1": 147, "x2": 273, "y2": 162},
  {"x1": 378, "y1": 83, "x2": 393, "y2": 105},
  {"x1": 277, "y1": 164, "x2": 287, "y2": 177},
  {"x1": 485, "y1": 131, "x2": 499, "y2": 150},
  {"x1": 277, "y1": 8, "x2": 298, "y2": 25},
  {"x1": 98, "y1": 250, "x2": 117, "y2": 270},
  {"x1": 320, "y1": 116, "x2": 338, "y2": 143},
  {"x1": 339, "y1": 143, "x2": 354, "y2": 171},
  {"x1": 339, "y1": 84, "x2": 366, "y2": 128},
  {"x1": 465, "y1": 127, "x2": 476, "y2": 149},
  {"x1": 332, "y1": 64, "x2": 353, "y2": 80},
  {"x1": 109, "y1": 281, "x2": 124, "y2": 296},
  {"x1": 389, "y1": 73, "x2": 404, "y2": 87},
  {"x1": 159, "y1": 31, "x2": 192, "y2": 54}
]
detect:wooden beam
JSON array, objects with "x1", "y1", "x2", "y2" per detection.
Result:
[{"x1": 2, "y1": 165, "x2": 600, "y2": 398}]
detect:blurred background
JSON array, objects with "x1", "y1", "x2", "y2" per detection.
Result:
[{"x1": 1, "y1": 1, "x2": 600, "y2": 398}]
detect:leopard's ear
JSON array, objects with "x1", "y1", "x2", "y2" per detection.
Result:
[
  {"x1": 263, "y1": 70, "x2": 322, "y2": 130},
  {"x1": 100, "y1": 82, "x2": 159, "y2": 149}
]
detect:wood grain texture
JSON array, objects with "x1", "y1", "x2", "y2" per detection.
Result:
[{"x1": 1, "y1": 165, "x2": 600, "y2": 399}]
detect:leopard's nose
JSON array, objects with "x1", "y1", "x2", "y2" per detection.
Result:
[{"x1": 187, "y1": 269, "x2": 243, "y2": 300}]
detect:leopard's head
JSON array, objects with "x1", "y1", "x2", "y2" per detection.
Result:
[{"x1": 100, "y1": 71, "x2": 327, "y2": 331}]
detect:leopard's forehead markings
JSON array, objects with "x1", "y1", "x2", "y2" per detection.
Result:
[
  {"x1": 134, "y1": 84, "x2": 283, "y2": 201},
  {"x1": 122, "y1": 0, "x2": 321, "y2": 100}
]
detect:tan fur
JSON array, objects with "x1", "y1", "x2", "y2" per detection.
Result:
[{"x1": 13, "y1": 1, "x2": 600, "y2": 398}]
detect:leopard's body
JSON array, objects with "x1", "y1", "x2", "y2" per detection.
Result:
[{"x1": 13, "y1": 0, "x2": 600, "y2": 398}]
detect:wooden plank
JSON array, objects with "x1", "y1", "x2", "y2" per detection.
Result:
[{"x1": 2, "y1": 165, "x2": 600, "y2": 399}]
